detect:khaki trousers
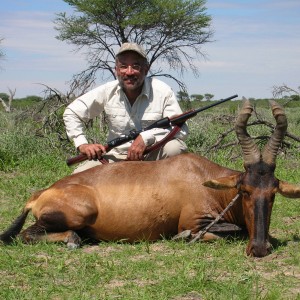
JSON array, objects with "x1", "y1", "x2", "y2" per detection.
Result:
[{"x1": 72, "y1": 139, "x2": 187, "y2": 174}]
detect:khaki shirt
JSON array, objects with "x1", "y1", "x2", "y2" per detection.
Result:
[{"x1": 63, "y1": 77, "x2": 188, "y2": 154}]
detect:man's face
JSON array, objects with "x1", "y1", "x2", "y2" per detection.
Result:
[{"x1": 115, "y1": 51, "x2": 149, "y2": 92}]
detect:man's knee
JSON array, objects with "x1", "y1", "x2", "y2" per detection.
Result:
[
  {"x1": 72, "y1": 160, "x2": 102, "y2": 174},
  {"x1": 163, "y1": 139, "x2": 187, "y2": 157},
  {"x1": 72, "y1": 152, "x2": 126, "y2": 174},
  {"x1": 72, "y1": 140, "x2": 187, "y2": 173},
  {"x1": 145, "y1": 139, "x2": 187, "y2": 161}
]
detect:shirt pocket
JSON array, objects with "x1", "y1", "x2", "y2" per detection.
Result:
[
  {"x1": 105, "y1": 107, "x2": 127, "y2": 131},
  {"x1": 140, "y1": 112, "x2": 163, "y2": 129}
]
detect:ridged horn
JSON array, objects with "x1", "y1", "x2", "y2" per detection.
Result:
[
  {"x1": 235, "y1": 98, "x2": 261, "y2": 166},
  {"x1": 261, "y1": 100, "x2": 287, "y2": 165}
]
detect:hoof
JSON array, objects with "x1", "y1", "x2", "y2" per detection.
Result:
[
  {"x1": 64, "y1": 231, "x2": 81, "y2": 249},
  {"x1": 67, "y1": 242, "x2": 80, "y2": 250},
  {"x1": 172, "y1": 230, "x2": 192, "y2": 241}
]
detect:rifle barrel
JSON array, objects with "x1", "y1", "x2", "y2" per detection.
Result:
[
  {"x1": 170, "y1": 94, "x2": 238, "y2": 125},
  {"x1": 194, "y1": 94, "x2": 238, "y2": 114}
]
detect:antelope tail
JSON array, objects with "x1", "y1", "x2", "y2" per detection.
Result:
[{"x1": 0, "y1": 208, "x2": 30, "y2": 244}]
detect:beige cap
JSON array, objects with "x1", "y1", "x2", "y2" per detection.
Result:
[{"x1": 117, "y1": 42, "x2": 147, "y2": 59}]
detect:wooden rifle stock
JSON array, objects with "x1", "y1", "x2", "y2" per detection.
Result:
[
  {"x1": 66, "y1": 144, "x2": 110, "y2": 166},
  {"x1": 66, "y1": 94, "x2": 238, "y2": 166},
  {"x1": 66, "y1": 153, "x2": 89, "y2": 166}
]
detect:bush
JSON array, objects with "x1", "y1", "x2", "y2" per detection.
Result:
[{"x1": 0, "y1": 110, "x2": 68, "y2": 172}]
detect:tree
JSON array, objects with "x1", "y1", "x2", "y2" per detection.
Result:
[
  {"x1": 177, "y1": 90, "x2": 191, "y2": 109},
  {"x1": 272, "y1": 83, "x2": 300, "y2": 103},
  {"x1": 0, "y1": 88, "x2": 16, "y2": 112},
  {"x1": 190, "y1": 94, "x2": 204, "y2": 102},
  {"x1": 0, "y1": 93, "x2": 9, "y2": 102},
  {"x1": 204, "y1": 93, "x2": 214, "y2": 101},
  {"x1": 176, "y1": 91, "x2": 190, "y2": 102},
  {"x1": 55, "y1": 0, "x2": 213, "y2": 90}
]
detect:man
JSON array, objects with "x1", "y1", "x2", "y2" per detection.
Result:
[{"x1": 63, "y1": 42, "x2": 188, "y2": 173}]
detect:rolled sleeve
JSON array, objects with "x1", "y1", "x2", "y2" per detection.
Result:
[
  {"x1": 73, "y1": 135, "x2": 89, "y2": 149},
  {"x1": 139, "y1": 130, "x2": 155, "y2": 146},
  {"x1": 63, "y1": 85, "x2": 106, "y2": 149},
  {"x1": 63, "y1": 105, "x2": 89, "y2": 148}
]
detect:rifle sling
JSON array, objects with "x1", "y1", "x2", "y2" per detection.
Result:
[{"x1": 143, "y1": 124, "x2": 184, "y2": 157}]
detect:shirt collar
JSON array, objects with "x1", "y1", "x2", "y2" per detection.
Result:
[{"x1": 141, "y1": 77, "x2": 151, "y2": 99}]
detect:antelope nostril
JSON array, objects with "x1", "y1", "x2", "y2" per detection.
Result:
[
  {"x1": 248, "y1": 240, "x2": 271, "y2": 257},
  {"x1": 252, "y1": 249, "x2": 267, "y2": 257},
  {"x1": 252, "y1": 245, "x2": 271, "y2": 257}
]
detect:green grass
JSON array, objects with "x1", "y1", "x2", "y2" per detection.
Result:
[
  {"x1": 0, "y1": 100, "x2": 300, "y2": 299},
  {"x1": 0, "y1": 236, "x2": 299, "y2": 299}
]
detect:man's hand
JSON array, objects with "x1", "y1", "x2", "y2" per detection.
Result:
[
  {"x1": 78, "y1": 144, "x2": 107, "y2": 160},
  {"x1": 127, "y1": 135, "x2": 146, "y2": 161}
]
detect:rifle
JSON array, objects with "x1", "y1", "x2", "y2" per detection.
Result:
[{"x1": 66, "y1": 94, "x2": 238, "y2": 166}]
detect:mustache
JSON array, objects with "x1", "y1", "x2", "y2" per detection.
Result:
[{"x1": 122, "y1": 75, "x2": 138, "y2": 80}]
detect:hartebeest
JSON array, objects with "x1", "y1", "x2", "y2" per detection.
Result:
[{"x1": 1, "y1": 100, "x2": 299, "y2": 257}]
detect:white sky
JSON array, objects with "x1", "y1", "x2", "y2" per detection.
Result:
[{"x1": 0, "y1": 0, "x2": 299, "y2": 100}]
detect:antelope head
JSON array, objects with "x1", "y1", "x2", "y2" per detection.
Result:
[{"x1": 204, "y1": 99, "x2": 300, "y2": 257}]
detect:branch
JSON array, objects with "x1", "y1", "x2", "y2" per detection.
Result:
[
  {"x1": 149, "y1": 73, "x2": 187, "y2": 92},
  {"x1": 0, "y1": 87, "x2": 16, "y2": 112},
  {"x1": 207, "y1": 119, "x2": 300, "y2": 154},
  {"x1": 0, "y1": 97, "x2": 10, "y2": 112}
]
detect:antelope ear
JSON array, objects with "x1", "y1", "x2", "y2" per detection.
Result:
[
  {"x1": 278, "y1": 181, "x2": 300, "y2": 198},
  {"x1": 203, "y1": 175, "x2": 239, "y2": 190}
]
